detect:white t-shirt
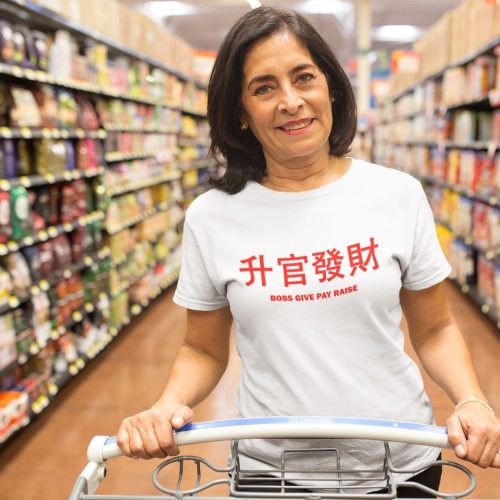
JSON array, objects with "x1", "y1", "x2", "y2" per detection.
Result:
[{"x1": 173, "y1": 158, "x2": 452, "y2": 490}]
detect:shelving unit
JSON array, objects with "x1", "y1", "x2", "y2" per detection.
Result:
[
  {"x1": 375, "y1": 36, "x2": 500, "y2": 330},
  {"x1": 0, "y1": 0, "x2": 215, "y2": 447}
]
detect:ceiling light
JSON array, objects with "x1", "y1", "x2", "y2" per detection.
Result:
[
  {"x1": 373, "y1": 25, "x2": 423, "y2": 43},
  {"x1": 298, "y1": 0, "x2": 350, "y2": 15},
  {"x1": 247, "y1": 0, "x2": 262, "y2": 8},
  {"x1": 143, "y1": 1, "x2": 196, "y2": 18}
]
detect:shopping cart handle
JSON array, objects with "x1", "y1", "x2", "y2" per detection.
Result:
[{"x1": 88, "y1": 416, "x2": 451, "y2": 463}]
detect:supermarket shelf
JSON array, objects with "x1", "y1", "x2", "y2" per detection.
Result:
[
  {"x1": 0, "y1": 167, "x2": 105, "y2": 191},
  {"x1": 383, "y1": 139, "x2": 498, "y2": 152},
  {"x1": 178, "y1": 138, "x2": 211, "y2": 148},
  {"x1": 103, "y1": 124, "x2": 179, "y2": 134},
  {"x1": 1, "y1": 0, "x2": 207, "y2": 89},
  {"x1": 109, "y1": 269, "x2": 180, "y2": 332},
  {"x1": 105, "y1": 201, "x2": 172, "y2": 235},
  {"x1": 415, "y1": 174, "x2": 499, "y2": 208},
  {"x1": 179, "y1": 158, "x2": 217, "y2": 171},
  {"x1": 0, "y1": 62, "x2": 184, "y2": 108},
  {"x1": 107, "y1": 171, "x2": 182, "y2": 197},
  {"x1": 0, "y1": 126, "x2": 107, "y2": 140},
  {"x1": 384, "y1": 37, "x2": 500, "y2": 104},
  {"x1": 0, "y1": 210, "x2": 105, "y2": 256},
  {"x1": 436, "y1": 220, "x2": 499, "y2": 264},
  {"x1": 183, "y1": 184, "x2": 210, "y2": 199},
  {"x1": 181, "y1": 106, "x2": 207, "y2": 118},
  {"x1": 110, "y1": 232, "x2": 180, "y2": 268},
  {"x1": 0, "y1": 250, "x2": 110, "y2": 318},
  {"x1": 449, "y1": 277, "x2": 500, "y2": 331},
  {"x1": 104, "y1": 150, "x2": 173, "y2": 163}
]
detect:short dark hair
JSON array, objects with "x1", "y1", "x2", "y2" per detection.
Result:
[{"x1": 207, "y1": 6, "x2": 357, "y2": 194}]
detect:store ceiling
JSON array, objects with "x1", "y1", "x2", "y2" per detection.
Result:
[{"x1": 117, "y1": 0, "x2": 464, "y2": 68}]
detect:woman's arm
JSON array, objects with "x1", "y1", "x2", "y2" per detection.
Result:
[
  {"x1": 400, "y1": 282, "x2": 500, "y2": 468},
  {"x1": 117, "y1": 306, "x2": 233, "y2": 459}
]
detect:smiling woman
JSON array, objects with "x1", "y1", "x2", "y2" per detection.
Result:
[{"x1": 116, "y1": 6, "x2": 500, "y2": 498}]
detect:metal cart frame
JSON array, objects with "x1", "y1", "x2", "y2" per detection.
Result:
[{"x1": 69, "y1": 416, "x2": 475, "y2": 500}]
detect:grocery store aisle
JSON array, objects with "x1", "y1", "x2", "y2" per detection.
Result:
[{"x1": 0, "y1": 282, "x2": 498, "y2": 499}]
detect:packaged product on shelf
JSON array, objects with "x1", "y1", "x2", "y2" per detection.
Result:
[
  {"x1": 467, "y1": 56, "x2": 496, "y2": 101},
  {"x1": 0, "y1": 192, "x2": 12, "y2": 243},
  {"x1": 34, "y1": 85, "x2": 58, "y2": 128},
  {"x1": 453, "y1": 110, "x2": 476, "y2": 143},
  {"x1": 32, "y1": 31, "x2": 49, "y2": 71},
  {"x1": 9, "y1": 87, "x2": 41, "y2": 127},
  {"x1": 472, "y1": 202, "x2": 497, "y2": 251},
  {"x1": 3, "y1": 252, "x2": 31, "y2": 295},
  {"x1": 52, "y1": 234, "x2": 72, "y2": 270},
  {"x1": 476, "y1": 154, "x2": 497, "y2": 196},
  {"x1": 12, "y1": 306, "x2": 36, "y2": 362},
  {"x1": 38, "y1": 241, "x2": 54, "y2": 280},
  {"x1": 48, "y1": 30, "x2": 73, "y2": 80},
  {"x1": 0, "y1": 21, "x2": 15, "y2": 65},
  {"x1": 56, "y1": 89, "x2": 77, "y2": 128},
  {"x1": 2, "y1": 139, "x2": 17, "y2": 179},
  {"x1": 477, "y1": 112, "x2": 493, "y2": 142},
  {"x1": 0, "y1": 392, "x2": 29, "y2": 444},
  {"x1": 477, "y1": 256, "x2": 496, "y2": 308},
  {"x1": 31, "y1": 290, "x2": 50, "y2": 346},
  {"x1": 22, "y1": 246, "x2": 43, "y2": 284},
  {"x1": 75, "y1": 95, "x2": 100, "y2": 130},
  {"x1": 0, "y1": 313, "x2": 16, "y2": 371},
  {"x1": 56, "y1": 333, "x2": 78, "y2": 365},
  {"x1": 34, "y1": 139, "x2": 67, "y2": 175},
  {"x1": 76, "y1": 138, "x2": 100, "y2": 171},
  {"x1": 0, "y1": 265, "x2": 13, "y2": 306},
  {"x1": 10, "y1": 185, "x2": 29, "y2": 240}
]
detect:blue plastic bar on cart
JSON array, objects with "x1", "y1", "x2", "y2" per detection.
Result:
[{"x1": 95, "y1": 416, "x2": 450, "y2": 462}]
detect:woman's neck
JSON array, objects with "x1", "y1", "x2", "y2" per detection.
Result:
[{"x1": 262, "y1": 154, "x2": 349, "y2": 192}]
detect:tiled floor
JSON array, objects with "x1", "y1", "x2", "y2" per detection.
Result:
[{"x1": 0, "y1": 282, "x2": 498, "y2": 499}]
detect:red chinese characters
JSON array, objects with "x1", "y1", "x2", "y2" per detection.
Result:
[{"x1": 239, "y1": 237, "x2": 379, "y2": 287}]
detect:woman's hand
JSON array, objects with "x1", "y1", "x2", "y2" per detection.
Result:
[
  {"x1": 117, "y1": 403, "x2": 194, "y2": 459},
  {"x1": 447, "y1": 402, "x2": 500, "y2": 468}
]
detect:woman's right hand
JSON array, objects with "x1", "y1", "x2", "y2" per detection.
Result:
[{"x1": 116, "y1": 402, "x2": 194, "y2": 459}]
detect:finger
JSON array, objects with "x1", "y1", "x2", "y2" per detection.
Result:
[
  {"x1": 171, "y1": 405, "x2": 194, "y2": 429},
  {"x1": 492, "y1": 452, "x2": 500, "y2": 468},
  {"x1": 117, "y1": 423, "x2": 132, "y2": 457},
  {"x1": 135, "y1": 414, "x2": 166, "y2": 459},
  {"x1": 151, "y1": 410, "x2": 178, "y2": 456},
  {"x1": 129, "y1": 425, "x2": 153, "y2": 460},
  {"x1": 447, "y1": 414, "x2": 467, "y2": 459}
]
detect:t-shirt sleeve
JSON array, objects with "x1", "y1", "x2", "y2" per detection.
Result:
[
  {"x1": 173, "y1": 216, "x2": 229, "y2": 311},
  {"x1": 401, "y1": 185, "x2": 452, "y2": 290}
]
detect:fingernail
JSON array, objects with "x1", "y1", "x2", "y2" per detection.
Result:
[
  {"x1": 455, "y1": 445, "x2": 465, "y2": 456},
  {"x1": 173, "y1": 416, "x2": 184, "y2": 427},
  {"x1": 132, "y1": 455, "x2": 139, "y2": 460}
]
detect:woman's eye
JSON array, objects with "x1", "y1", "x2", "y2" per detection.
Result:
[
  {"x1": 254, "y1": 85, "x2": 272, "y2": 95},
  {"x1": 297, "y1": 73, "x2": 314, "y2": 83}
]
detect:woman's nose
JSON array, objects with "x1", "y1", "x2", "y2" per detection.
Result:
[{"x1": 278, "y1": 86, "x2": 304, "y2": 114}]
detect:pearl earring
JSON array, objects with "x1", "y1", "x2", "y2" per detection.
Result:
[{"x1": 241, "y1": 123, "x2": 248, "y2": 130}]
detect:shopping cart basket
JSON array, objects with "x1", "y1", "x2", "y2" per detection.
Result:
[{"x1": 69, "y1": 416, "x2": 475, "y2": 499}]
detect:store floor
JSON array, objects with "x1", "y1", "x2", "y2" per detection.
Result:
[{"x1": 0, "y1": 282, "x2": 499, "y2": 499}]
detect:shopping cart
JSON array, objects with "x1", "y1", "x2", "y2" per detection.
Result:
[{"x1": 69, "y1": 416, "x2": 476, "y2": 499}]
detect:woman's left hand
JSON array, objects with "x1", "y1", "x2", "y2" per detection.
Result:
[{"x1": 447, "y1": 403, "x2": 500, "y2": 468}]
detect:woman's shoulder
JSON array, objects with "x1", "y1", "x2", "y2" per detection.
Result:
[
  {"x1": 352, "y1": 158, "x2": 422, "y2": 193},
  {"x1": 185, "y1": 186, "x2": 242, "y2": 224}
]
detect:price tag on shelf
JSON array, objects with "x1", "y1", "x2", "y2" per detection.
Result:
[
  {"x1": 47, "y1": 226, "x2": 58, "y2": 238},
  {"x1": 60, "y1": 129, "x2": 70, "y2": 139},
  {"x1": 37, "y1": 230, "x2": 48, "y2": 241},
  {"x1": 12, "y1": 66, "x2": 23, "y2": 78},
  {"x1": 63, "y1": 222, "x2": 73, "y2": 232},
  {"x1": 85, "y1": 303, "x2": 94, "y2": 313},
  {"x1": 36, "y1": 70, "x2": 48, "y2": 82},
  {"x1": 58, "y1": 325, "x2": 65, "y2": 335},
  {"x1": 30, "y1": 285, "x2": 40, "y2": 295},
  {"x1": 50, "y1": 330, "x2": 59, "y2": 340},
  {"x1": 76, "y1": 358, "x2": 85, "y2": 370},
  {"x1": 481, "y1": 304, "x2": 490, "y2": 314},
  {"x1": 69, "y1": 364, "x2": 78, "y2": 376},
  {"x1": 63, "y1": 269, "x2": 72, "y2": 279},
  {"x1": 39, "y1": 280, "x2": 50, "y2": 291},
  {"x1": 24, "y1": 68, "x2": 36, "y2": 80},
  {"x1": 0, "y1": 127, "x2": 12, "y2": 139},
  {"x1": 131, "y1": 304, "x2": 142, "y2": 316},
  {"x1": 48, "y1": 383, "x2": 58, "y2": 396},
  {"x1": 0, "y1": 243, "x2": 8, "y2": 256},
  {"x1": 63, "y1": 171, "x2": 72, "y2": 181},
  {"x1": 19, "y1": 177, "x2": 32, "y2": 189},
  {"x1": 0, "y1": 179, "x2": 10, "y2": 190},
  {"x1": 109, "y1": 326, "x2": 118, "y2": 337},
  {"x1": 75, "y1": 128, "x2": 85, "y2": 138},
  {"x1": 51, "y1": 129, "x2": 61, "y2": 139},
  {"x1": 18, "y1": 353, "x2": 27, "y2": 364},
  {"x1": 72, "y1": 310, "x2": 83, "y2": 322},
  {"x1": 20, "y1": 127, "x2": 32, "y2": 139},
  {"x1": 29, "y1": 342, "x2": 39, "y2": 355},
  {"x1": 32, "y1": 401, "x2": 41, "y2": 414},
  {"x1": 42, "y1": 128, "x2": 52, "y2": 139},
  {"x1": 7, "y1": 241, "x2": 19, "y2": 252},
  {"x1": 23, "y1": 235, "x2": 34, "y2": 246},
  {"x1": 45, "y1": 173, "x2": 55, "y2": 183},
  {"x1": 8, "y1": 296, "x2": 20, "y2": 308},
  {"x1": 83, "y1": 256, "x2": 93, "y2": 266}
]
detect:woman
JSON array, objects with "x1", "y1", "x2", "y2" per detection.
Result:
[{"x1": 117, "y1": 7, "x2": 500, "y2": 496}]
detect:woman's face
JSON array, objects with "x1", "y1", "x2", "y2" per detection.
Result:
[{"x1": 241, "y1": 31, "x2": 333, "y2": 167}]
